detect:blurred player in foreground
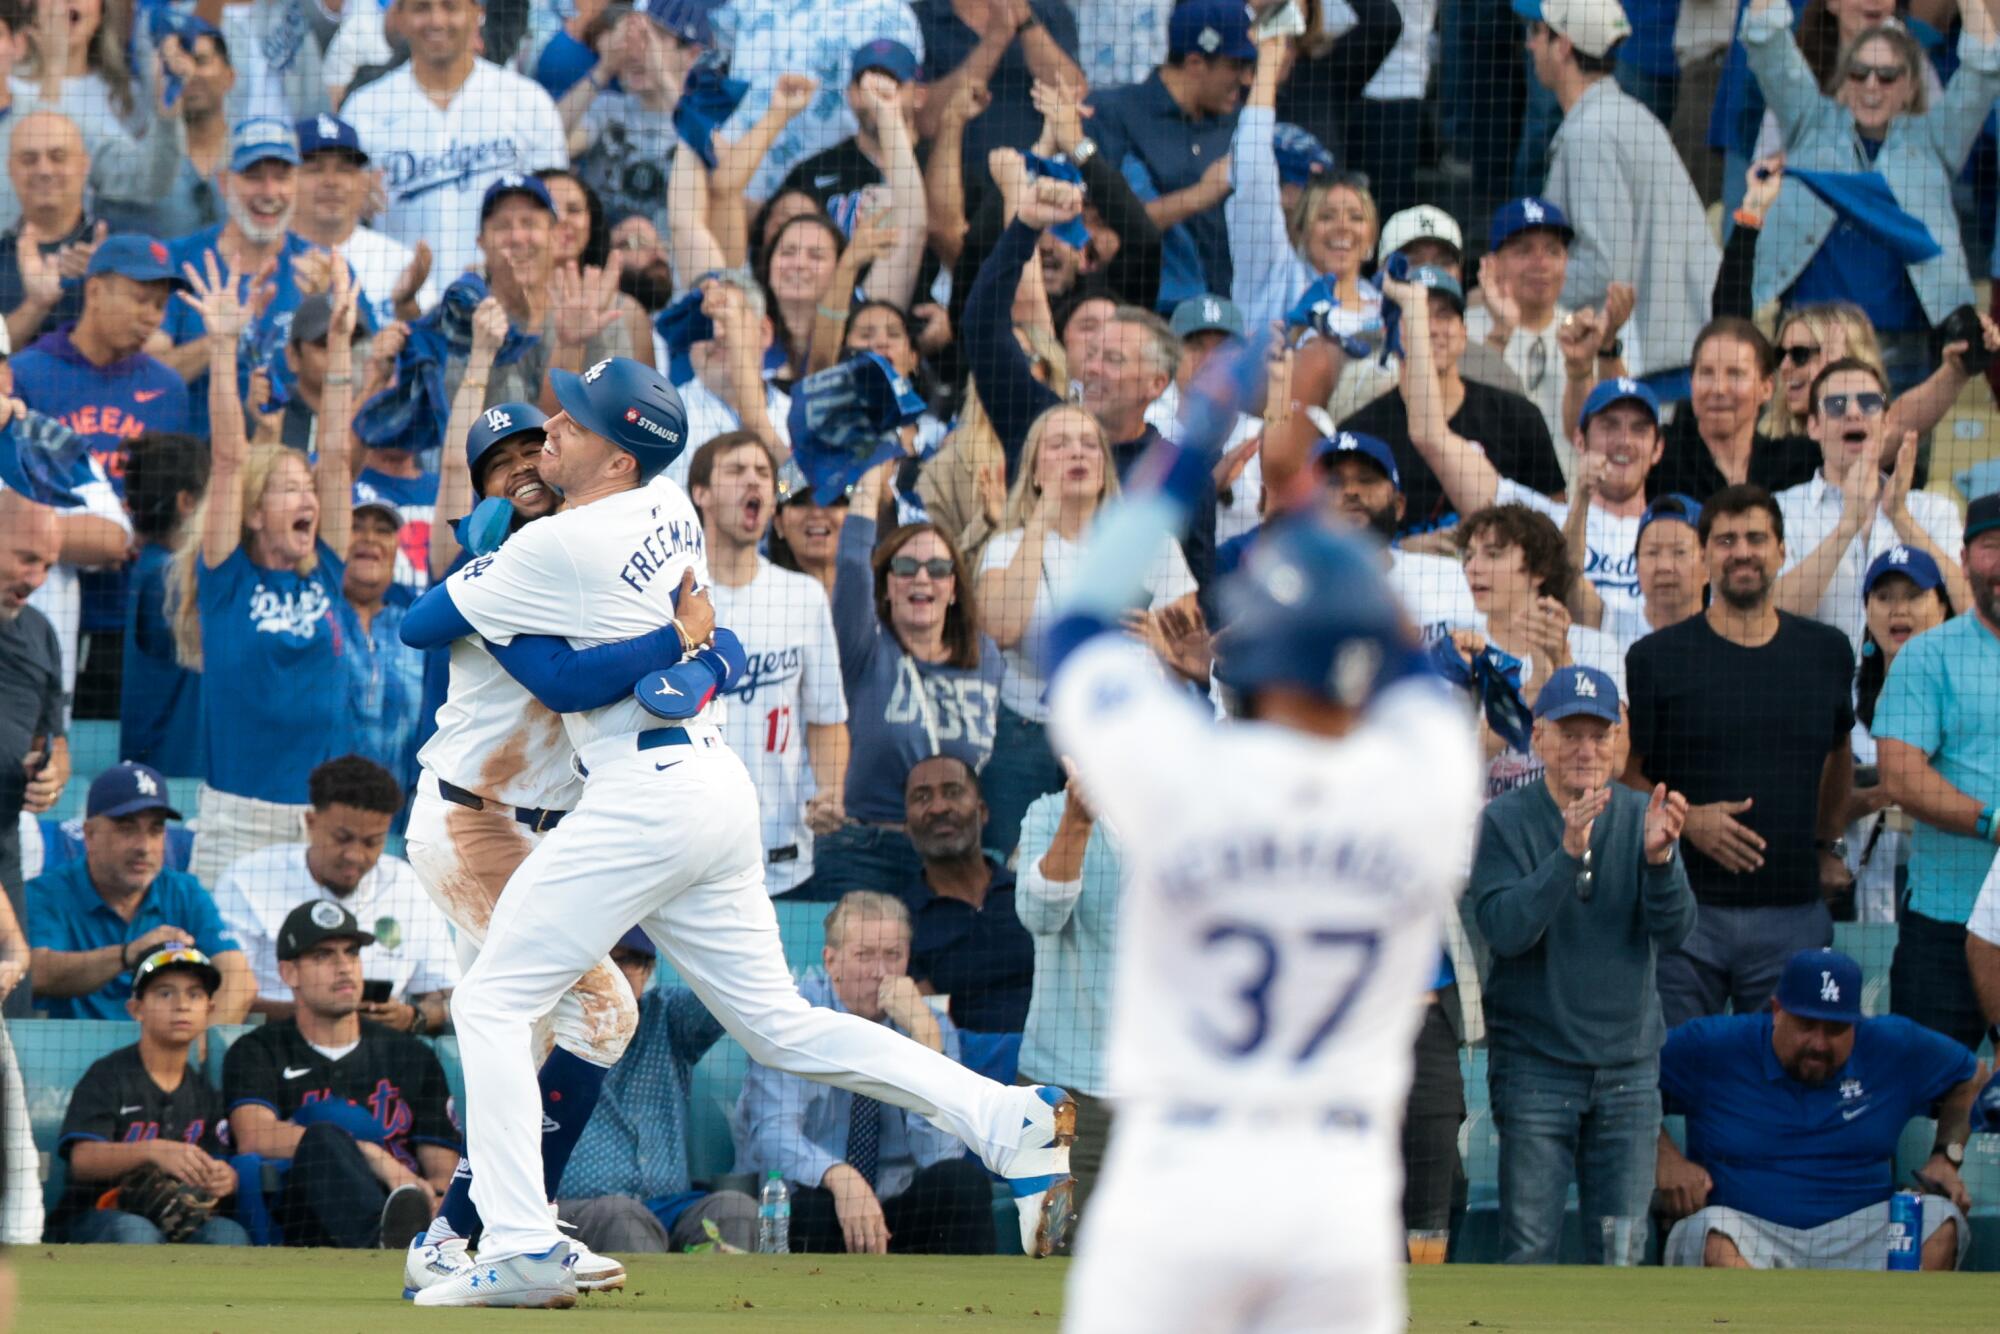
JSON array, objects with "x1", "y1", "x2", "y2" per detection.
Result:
[{"x1": 1042, "y1": 328, "x2": 1482, "y2": 1332}]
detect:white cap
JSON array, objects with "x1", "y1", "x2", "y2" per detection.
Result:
[
  {"x1": 1376, "y1": 205, "x2": 1464, "y2": 265},
  {"x1": 1517, "y1": 0, "x2": 1632, "y2": 60}
]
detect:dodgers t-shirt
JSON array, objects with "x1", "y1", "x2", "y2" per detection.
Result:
[
  {"x1": 1661, "y1": 1012, "x2": 1976, "y2": 1230},
  {"x1": 195, "y1": 541, "x2": 352, "y2": 803}
]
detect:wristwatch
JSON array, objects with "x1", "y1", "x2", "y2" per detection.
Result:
[
  {"x1": 1934, "y1": 1140, "x2": 1965, "y2": 1167},
  {"x1": 1596, "y1": 338, "x2": 1624, "y2": 360},
  {"x1": 1816, "y1": 837, "x2": 1849, "y2": 859},
  {"x1": 1069, "y1": 138, "x2": 1098, "y2": 168}
]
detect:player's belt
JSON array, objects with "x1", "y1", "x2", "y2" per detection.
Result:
[
  {"x1": 435, "y1": 779, "x2": 568, "y2": 833},
  {"x1": 634, "y1": 727, "x2": 694, "y2": 753},
  {"x1": 1162, "y1": 1103, "x2": 1372, "y2": 1133}
]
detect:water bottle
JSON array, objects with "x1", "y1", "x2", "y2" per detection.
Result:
[
  {"x1": 757, "y1": 1170, "x2": 791, "y2": 1254},
  {"x1": 1886, "y1": 1190, "x2": 1922, "y2": 1271}
]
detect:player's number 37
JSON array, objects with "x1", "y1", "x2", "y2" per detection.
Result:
[{"x1": 1196, "y1": 923, "x2": 1383, "y2": 1064}]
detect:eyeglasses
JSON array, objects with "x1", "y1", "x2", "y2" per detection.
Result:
[
  {"x1": 1779, "y1": 343, "x2": 1822, "y2": 367},
  {"x1": 1819, "y1": 391, "x2": 1888, "y2": 418},
  {"x1": 1846, "y1": 62, "x2": 1907, "y2": 86},
  {"x1": 889, "y1": 556, "x2": 955, "y2": 579}
]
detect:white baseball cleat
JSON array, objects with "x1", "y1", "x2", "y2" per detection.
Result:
[
  {"x1": 553, "y1": 1205, "x2": 627, "y2": 1292},
  {"x1": 990, "y1": 1085, "x2": 1078, "y2": 1257},
  {"x1": 411, "y1": 1240, "x2": 578, "y2": 1309},
  {"x1": 402, "y1": 1233, "x2": 472, "y2": 1300}
]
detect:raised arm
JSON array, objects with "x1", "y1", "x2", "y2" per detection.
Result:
[
  {"x1": 314, "y1": 260, "x2": 359, "y2": 562},
  {"x1": 962, "y1": 183, "x2": 1071, "y2": 472},
  {"x1": 1381, "y1": 271, "x2": 1502, "y2": 516},
  {"x1": 183, "y1": 253, "x2": 257, "y2": 569},
  {"x1": 668, "y1": 141, "x2": 730, "y2": 292},
  {"x1": 860, "y1": 85, "x2": 928, "y2": 309},
  {"x1": 1741, "y1": 0, "x2": 1832, "y2": 143},
  {"x1": 979, "y1": 504, "x2": 1057, "y2": 650},
  {"x1": 917, "y1": 0, "x2": 1018, "y2": 141},
  {"x1": 926, "y1": 82, "x2": 989, "y2": 268},
  {"x1": 430, "y1": 298, "x2": 509, "y2": 577},
  {"x1": 712, "y1": 76, "x2": 818, "y2": 268}
]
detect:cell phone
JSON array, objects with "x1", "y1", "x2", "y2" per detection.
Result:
[
  {"x1": 1252, "y1": 0, "x2": 1307, "y2": 41},
  {"x1": 362, "y1": 979, "x2": 393, "y2": 1004}
]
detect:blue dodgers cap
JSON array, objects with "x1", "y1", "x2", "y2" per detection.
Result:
[
  {"x1": 465, "y1": 400, "x2": 550, "y2": 489},
  {"x1": 788, "y1": 351, "x2": 928, "y2": 503},
  {"x1": 1966, "y1": 492, "x2": 2000, "y2": 542},
  {"x1": 851, "y1": 37, "x2": 919, "y2": 84},
  {"x1": 613, "y1": 926, "x2": 657, "y2": 957},
  {"x1": 1168, "y1": 0, "x2": 1257, "y2": 60},
  {"x1": 1863, "y1": 544, "x2": 1945, "y2": 599},
  {"x1": 641, "y1": 0, "x2": 714, "y2": 45},
  {"x1": 88, "y1": 761, "x2": 183, "y2": 821},
  {"x1": 229, "y1": 116, "x2": 300, "y2": 172},
  {"x1": 1170, "y1": 293, "x2": 1246, "y2": 340},
  {"x1": 1775, "y1": 948, "x2": 1863, "y2": 1024},
  {"x1": 1410, "y1": 264, "x2": 1466, "y2": 315},
  {"x1": 480, "y1": 173, "x2": 557, "y2": 224},
  {"x1": 1271, "y1": 122, "x2": 1336, "y2": 187},
  {"x1": 548, "y1": 356, "x2": 689, "y2": 482},
  {"x1": 1635, "y1": 493, "x2": 1701, "y2": 543},
  {"x1": 1312, "y1": 431, "x2": 1401, "y2": 491},
  {"x1": 1489, "y1": 196, "x2": 1575, "y2": 252},
  {"x1": 1578, "y1": 375, "x2": 1661, "y2": 430},
  {"x1": 296, "y1": 112, "x2": 368, "y2": 163},
  {"x1": 1532, "y1": 664, "x2": 1620, "y2": 723},
  {"x1": 86, "y1": 234, "x2": 187, "y2": 289}
]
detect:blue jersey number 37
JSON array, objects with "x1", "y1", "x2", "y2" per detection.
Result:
[{"x1": 1195, "y1": 923, "x2": 1382, "y2": 1063}]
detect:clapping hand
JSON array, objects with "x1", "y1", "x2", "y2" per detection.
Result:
[
  {"x1": 1561, "y1": 782, "x2": 1611, "y2": 859},
  {"x1": 1642, "y1": 783, "x2": 1689, "y2": 865}
]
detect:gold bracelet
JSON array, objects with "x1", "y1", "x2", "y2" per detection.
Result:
[{"x1": 817, "y1": 304, "x2": 850, "y2": 322}]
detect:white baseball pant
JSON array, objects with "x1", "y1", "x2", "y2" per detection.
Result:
[
  {"x1": 452, "y1": 725, "x2": 1025, "y2": 1262},
  {"x1": 404, "y1": 772, "x2": 637, "y2": 1067},
  {"x1": 1063, "y1": 1113, "x2": 1405, "y2": 1334}
]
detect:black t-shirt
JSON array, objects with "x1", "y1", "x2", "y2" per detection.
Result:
[
  {"x1": 1626, "y1": 612, "x2": 1855, "y2": 908},
  {"x1": 54, "y1": 1044, "x2": 229, "y2": 1231},
  {"x1": 897, "y1": 860, "x2": 1034, "y2": 1033},
  {"x1": 222, "y1": 1019, "x2": 460, "y2": 1170},
  {"x1": 1646, "y1": 413, "x2": 1820, "y2": 505},
  {"x1": 777, "y1": 139, "x2": 884, "y2": 219},
  {"x1": 1343, "y1": 380, "x2": 1566, "y2": 536}
]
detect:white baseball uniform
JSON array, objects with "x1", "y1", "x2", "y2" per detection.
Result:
[
  {"x1": 708, "y1": 558, "x2": 847, "y2": 895},
  {"x1": 440, "y1": 476, "x2": 1031, "y2": 1262},
  {"x1": 1050, "y1": 637, "x2": 1481, "y2": 1334}
]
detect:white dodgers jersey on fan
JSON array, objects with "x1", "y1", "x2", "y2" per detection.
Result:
[
  {"x1": 710, "y1": 560, "x2": 847, "y2": 894},
  {"x1": 446, "y1": 480, "x2": 712, "y2": 751},
  {"x1": 418, "y1": 635, "x2": 583, "y2": 810},
  {"x1": 1049, "y1": 638, "x2": 1480, "y2": 1126}
]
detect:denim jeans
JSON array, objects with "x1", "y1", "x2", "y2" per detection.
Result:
[
  {"x1": 791, "y1": 822, "x2": 922, "y2": 901},
  {"x1": 1489, "y1": 1046, "x2": 1661, "y2": 1265},
  {"x1": 978, "y1": 703, "x2": 1064, "y2": 862},
  {"x1": 66, "y1": 1208, "x2": 251, "y2": 1245}
]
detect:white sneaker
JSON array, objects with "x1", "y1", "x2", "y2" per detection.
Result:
[
  {"x1": 402, "y1": 1234, "x2": 472, "y2": 1300},
  {"x1": 554, "y1": 1203, "x2": 627, "y2": 1292},
  {"x1": 988, "y1": 1086, "x2": 1078, "y2": 1258},
  {"x1": 411, "y1": 1241, "x2": 577, "y2": 1309}
]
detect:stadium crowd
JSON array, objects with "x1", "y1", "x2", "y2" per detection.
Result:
[{"x1": 0, "y1": 0, "x2": 1997, "y2": 1274}]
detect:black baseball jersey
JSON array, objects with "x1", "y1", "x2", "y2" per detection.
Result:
[
  {"x1": 54, "y1": 1044, "x2": 229, "y2": 1231},
  {"x1": 222, "y1": 1020, "x2": 460, "y2": 1171}
]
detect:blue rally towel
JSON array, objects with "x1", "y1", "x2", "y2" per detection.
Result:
[
  {"x1": 352, "y1": 275, "x2": 538, "y2": 454},
  {"x1": 1284, "y1": 275, "x2": 1375, "y2": 360},
  {"x1": 1428, "y1": 636, "x2": 1534, "y2": 753},
  {"x1": 674, "y1": 67, "x2": 751, "y2": 170},
  {"x1": 0, "y1": 409, "x2": 90, "y2": 507},
  {"x1": 654, "y1": 286, "x2": 716, "y2": 387},
  {"x1": 788, "y1": 351, "x2": 927, "y2": 504},
  {"x1": 1785, "y1": 168, "x2": 1942, "y2": 265},
  {"x1": 1022, "y1": 153, "x2": 1091, "y2": 250}
]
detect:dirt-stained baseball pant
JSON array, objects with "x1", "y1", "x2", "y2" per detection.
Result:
[
  {"x1": 404, "y1": 772, "x2": 637, "y2": 1068},
  {"x1": 452, "y1": 725, "x2": 1025, "y2": 1262}
]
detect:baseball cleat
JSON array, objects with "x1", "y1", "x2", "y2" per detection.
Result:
[
  {"x1": 378, "y1": 1182, "x2": 433, "y2": 1252},
  {"x1": 411, "y1": 1240, "x2": 578, "y2": 1309},
  {"x1": 402, "y1": 1232, "x2": 473, "y2": 1300},
  {"x1": 992, "y1": 1086, "x2": 1078, "y2": 1257},
  {"x1": 554, "y1": 1204, "x2": 627, "y2": 1292}
]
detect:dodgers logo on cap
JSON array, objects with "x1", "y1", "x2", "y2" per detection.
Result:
[
  {"x1": 484, "y1": 407, "x2": 513, "y2": 432},
  {"x1": 585, "y1": 359, "x2": 610, "y2": 383}
]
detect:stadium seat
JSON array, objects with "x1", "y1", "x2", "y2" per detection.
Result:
[
  {"x1": 687, "y1": 1038, "x2": 748, "y2": 1183},
  {"x1": 774, "y1": 898, "x2": 829, "y2": 977},
  {"x1": 15, "y1": 1018, "x2": 142, "y2": 1212},
  {"x1": 429, "y1": 1036, "x2": 465, "y2": 1113},
  {"x1": 51, "y1": 721, "x2": 124, "y2": 821},
  {"x1": 1831, "y1": 922, "x2": 1897, "y2": 1017}
]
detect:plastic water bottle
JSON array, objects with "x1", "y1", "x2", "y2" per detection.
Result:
[
  {"x1": 1886, "y1": 1190, "x2": 1922, "y2": 1270},
  {"x1": 757, "y1": 1170, "x2": 791, "y2": 1254}
]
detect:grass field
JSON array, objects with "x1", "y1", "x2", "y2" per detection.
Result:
[{"x1": 14, "y1": 1247, "x2": 2000, "y2": 1332}]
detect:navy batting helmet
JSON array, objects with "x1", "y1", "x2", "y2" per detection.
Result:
[
  {"x1": 1214, "y1": 514, "x2": 1412, "y2": 707},
  {"x1": 549, "y1": 356, "x2": 689, "y2": 482},
  {"x1": 464, "y1": 401, "x2": 548, "y2": 492}
]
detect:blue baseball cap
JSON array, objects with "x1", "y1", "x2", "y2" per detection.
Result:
[
  {"x1": 1578, "y1": 376, "x2": 1661, "y2": 430},
  {"x1": 1488, "y1": 196, "x2": 1575, "y2": 252},
  {"x1": 1410, "y1": 265, "x2": 1466, "y2": 315},
  {"x1": 548, "y1": 356, "x2": 689, "y2": 482},
  {"x1": 1532, "y1": 664, "x2": 1621, "y2": 723},
  {"x1": 641, "y1": 0, "x2": 714, "y2": 45},
  {"x1": 1863, "y1": 544, "x2": 1945, "y2": 599},
  {"x1": 88, "y1": 762, "x2": 183, "y2": 821},
  {"x1": 851, "y1": 37, "x2": 919, "y2": 84},
  {"x1": 1636, "y1": 493, "x2": 1701, "y2": 543},
  {"x1": 1170, "y1": 294, "x2": 1246, "y2": 341},
  {"x1": 1272, "y1": 123, "x2": 1336, "y2": 187},
  {"x1": 480, "y1": 173, "x2": 556, "y2": 225},
  {"x1": 296, "y1": 113, "x2": 368, "y2": 163},
  {"x1": 1966, "y1": 492, "x2": 2000, "y2": 542},
  {"x1": 1775, "y1": 948, "x2": 1863, "y2": 1024},
  {"x1": 229, "y1": 116, "x2": 300, "y2": 172},
  {"x1": 1168, "y1": 0, "x2": 1257, "y2": 60},
  {"x1": 465, "y1": 401, "x2": 550, "y2": 490},
  {"x1": 86, "y1": 234, "x2": 187, "y2": 289},
  {"x1": 614, "y1": 926, "x2": 657, "y2": 957},
  {"x1": 1313, "y1": 431, "x2": 1401, "y2": 491}
]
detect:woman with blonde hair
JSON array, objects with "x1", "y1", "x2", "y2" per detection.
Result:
[
  {"x1": 974, "y1": 403, "x2": 1196, "y2": 854},
  {"x1": 169, "y1": 257, "x2": 358, "y2": 889},
  {"x1": 1770, "y1": 300, "x2": 1998, "y2": 447}
]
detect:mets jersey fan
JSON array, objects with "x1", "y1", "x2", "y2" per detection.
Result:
[{"x1": 400, "y1": 357, "x2": 1075, "y2": 1308}]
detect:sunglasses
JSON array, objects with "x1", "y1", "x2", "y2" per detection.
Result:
[
  {"x1": 1846, "y1": 62, "x2": 1907, "y2": 85},
  {"x1": 1819, "y1": 391, "x2": 1888, "y2": 418},
  {"x1": 1779, "y1": 343, "x2": 1821, "y2": 367},
  {"x1": 889, "y1": 555, "x2": 955, "y2": 579}
]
